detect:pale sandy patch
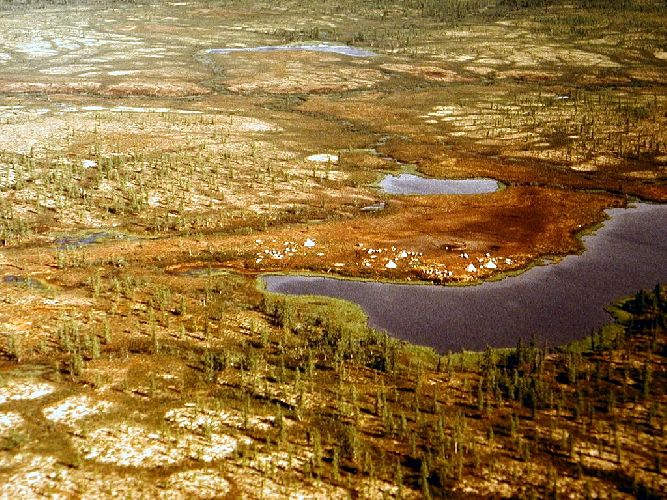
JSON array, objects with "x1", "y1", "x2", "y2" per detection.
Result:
[
  {"x1": 76, "y1": 423, "x2": 244, "y2": 467},
  {"x1": 43, "y1": 395, "x2": 114, "y2": 425},
  {"x1": 307, "y1": 153, "x2": 338, "y2": 162},
  {"x1": 236, "y1": 118, "x2": 282, "y2": 132},
  {"x1": 227, "y1": 463, "x2": 349, "y2": 499},
  {"x1": 148, "y1": 193, "x2": 162, "y2": 207},
  {"x1": 0, "y1": 411, "x2": 24, "y2": 434},
  {"x1": 0, "y1": 380, "x2": 56, "y2": 404},
  {"x1": 78, "y1": 424, "x2": 183, "y2": 467},
  {"x1": 0, "y1": 454, "x2": 76, "y2": 498},
  {"x1": 165, "y1": 405, "x2": 275, "y2": 432},
  {"x1": 161, "y1": 469, "x2": 231, "y2": 499}
]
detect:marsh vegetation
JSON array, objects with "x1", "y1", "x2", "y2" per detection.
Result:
[{"x1": 0, "y1": 0, "x2": 665, "y2": 497}]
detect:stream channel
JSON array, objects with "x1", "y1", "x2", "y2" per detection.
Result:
[{"x1": 264, "y1": 203, "x2": 667, "y2": 353}]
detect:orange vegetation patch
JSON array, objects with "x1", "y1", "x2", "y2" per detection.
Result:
[
  {"x1": 200, "y1": 186, "x2": 623, "y2": 283},
  {"x1": 7, "y1": 187, "x2": 622, "y2": 286}
]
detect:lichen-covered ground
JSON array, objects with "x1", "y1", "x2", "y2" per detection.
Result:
[{"x1": 0, "y1": 0, "x2": 665, "y2": 497}]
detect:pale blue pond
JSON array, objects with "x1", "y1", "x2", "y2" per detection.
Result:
[{"x1": 207, "y1": 44, "x2": 376, "y2": 58}]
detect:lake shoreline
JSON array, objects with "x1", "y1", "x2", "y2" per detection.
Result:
[{"x1": 263, "y1": 202, "x2": 667, "y2": 353}]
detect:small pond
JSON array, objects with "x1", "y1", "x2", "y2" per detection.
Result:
[
  {"x1": 264, "y1": 203, "x2": 667, "y2": 353},
  {"x1": 379, "y1": 174, "x2": 500, "y2": 195},
  {"x1": 55, "y1": 231, "x2": 132, "y2": 249},
  {"x1": 3, "y1": 275, "x2": 47, "y2": 290},
  {"x1": 206, "y1": 44, "x2": 376, "y2": 58}
]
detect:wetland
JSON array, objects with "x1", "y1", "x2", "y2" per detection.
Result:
[
  {"x1": 265, "y1": 202, "x2": 667, "y2": 352},
  {"x1": 0, "y1": 0, "x2": 665, "y2": 497}
]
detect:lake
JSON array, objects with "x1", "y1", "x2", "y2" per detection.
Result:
[{"x1": 264, "y1": 203, "x2": 667, "y2": 352}]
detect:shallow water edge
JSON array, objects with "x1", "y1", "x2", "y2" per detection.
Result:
[
  {"x1": 264, "y1": 203, "x2": 667, "y2": 353},
  {"x1": 379, "y1": 173, "x2": 500, "y2": 195}
]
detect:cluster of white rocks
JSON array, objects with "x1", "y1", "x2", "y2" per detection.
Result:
[
  {"x1": 254, "y1": 238, "x2": 321, "y2": 264},
  {"x1": 459, "y1": 252, "x2": 513, "y2": 274},
  {"x1": 357, "y1": 244, "x2": 423, "y2": 270}
]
